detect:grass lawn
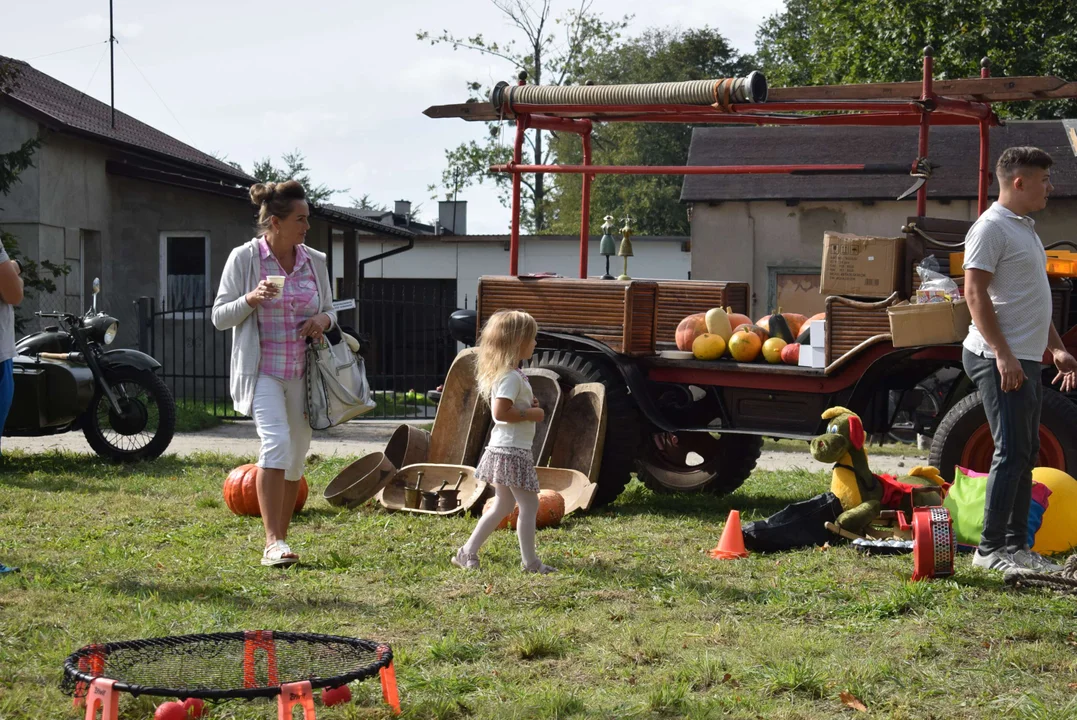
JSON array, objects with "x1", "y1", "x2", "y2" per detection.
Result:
[
  {"x1": 763, "y1": 438, "x2": 928, "y2": 459},
  {"x1": 1, "y1": 452, "x2": 1074, "y2": 720}
]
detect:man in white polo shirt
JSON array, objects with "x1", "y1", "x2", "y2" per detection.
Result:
[{"x1": 963, "y1": 146, "x2": 1077, "y2": 573}]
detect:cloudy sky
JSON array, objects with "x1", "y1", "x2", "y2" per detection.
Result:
[{"x1": 2, "y1": 0, "x2": 785, "y2": 233}]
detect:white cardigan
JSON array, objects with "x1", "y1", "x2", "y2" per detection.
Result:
[{"x1": 212, "y1": 238, "x2": 337, "y2": 415}]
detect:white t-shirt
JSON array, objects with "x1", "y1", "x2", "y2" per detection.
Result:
[
  {"x1": 487, "y1": 369, "x2": 536, "y2": 450},
  {"x1": 962, "y1": 202, "x2": 1053, "y2": 362}
]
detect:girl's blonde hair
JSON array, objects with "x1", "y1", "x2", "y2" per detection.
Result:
[{"x1": 476, "y1": 310, "x2": 538, "y2": 402}]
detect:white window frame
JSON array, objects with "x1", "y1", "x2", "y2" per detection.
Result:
[{"x1": 159, "y1": 231, "x2": 211, "y2": 318}]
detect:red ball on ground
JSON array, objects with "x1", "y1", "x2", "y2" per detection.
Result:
[
  {"x1": 182, "y1": 697, "x2": 207, "y2": 718},
  {"x1": 154, "y1": 701, "x2": 188, "y2": 720},
  {"x1": 321, "y1": 684, "x2": 352, "y2": 706}
]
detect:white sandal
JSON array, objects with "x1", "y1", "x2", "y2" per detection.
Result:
[{"x1": 261, "y1": 540, "x2": 299, "y2": 567}]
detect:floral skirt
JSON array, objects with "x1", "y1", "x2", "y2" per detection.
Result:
[{"x1": 475, "y1": 446, "x2": 539, "y2": 493}]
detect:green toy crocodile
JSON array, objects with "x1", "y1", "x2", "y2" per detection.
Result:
[{"x1": 810, "y1": 407, "x2": 948, "y2": 536}]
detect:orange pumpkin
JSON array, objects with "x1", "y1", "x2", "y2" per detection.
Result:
[
  {"x1": 728, "y1": 330, "x2": 763, "y2": 362},
  {"x1": 223, "y1": 464, "x2": 309, "y2": 516},
  {"x1": 485, "y1": 489, "x2": 566, "y2": 530},
  {"x1": 732, "y1": 323, "x2": 768, "y2": 344},
  {"x1": 784, "y1": 313, "x2": 808, "y2": 336},
  {"x1": 725, "y1": 309, "x2": 752, "y2": 330},
  {"x1": 675, "y1": 313, "x2": 708, "y2": 351},
  {"x1": 780, "y1": 342, "x2": 801, "y2": 365}
]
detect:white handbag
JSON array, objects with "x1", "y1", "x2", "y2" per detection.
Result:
[{"x1": 306, "y1": 335, "x2": 376, "y2": 430}]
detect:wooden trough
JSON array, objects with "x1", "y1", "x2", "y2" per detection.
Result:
[
  {"x1": 481, "y1": 368, "x2": 565, "y2": 466},
  {"x1": 422, "y1": 348, "x2": 490, "y2": 467},
  {"x1": 376, "y1": 464, "x2": 487, "y2": 516}
]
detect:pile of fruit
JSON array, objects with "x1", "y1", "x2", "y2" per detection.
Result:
[{"x1": 675, "y1": 307, "x2": 825, "y2": 365}]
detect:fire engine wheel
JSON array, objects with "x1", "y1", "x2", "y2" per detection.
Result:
[
  {"x1": 929, "y1": 388, "x2": 1077, "y2": 480},
  {"x1": 526, "y1": 350, "x2": 640, "y2": 508},
  {"x1": 636, "y1": 429, "x2": 763, "y2": 495}
]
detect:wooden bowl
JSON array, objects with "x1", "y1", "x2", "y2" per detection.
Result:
[
  {"x1": 323, "y1": 452, "x2": 397, "y2": 508},
  {"x1": 384, "y1": 424, "x2": 430, "y2": 469}
]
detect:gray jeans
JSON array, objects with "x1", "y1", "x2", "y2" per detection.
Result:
[{"x1": 962, "y1": 349, "x2": 1043, "y2": 554}]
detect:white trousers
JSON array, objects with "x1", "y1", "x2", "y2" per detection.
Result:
[{"x1": 252, "y1": 374, "x2": 311, "y2": 481}]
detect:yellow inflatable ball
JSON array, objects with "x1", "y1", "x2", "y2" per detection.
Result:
[{"x1": 1031, "y1": 467, "x2": 1077, "y2": 556}]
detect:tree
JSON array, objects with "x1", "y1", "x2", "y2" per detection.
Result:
[
  {"x1": 250, "y1": 150, "x2": 346, "y2": 205},
  {"x1": 756, "y1": 0, "x2": 1077, "y2": 119},
  {"x1": 548, "y1": 27, "x2": 755, "y2": 235},
  {"x1": 419, "y1": 0, "x2": 628, "y2": 232},
  {"x1": 349, "y1": 194, "x2": 388, "y2": 213},
  {"x1": 0, "y1": 60, "x2": 70, "y2": 333}
]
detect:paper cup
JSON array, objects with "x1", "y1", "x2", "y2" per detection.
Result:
[{"x1": 267, "y1": 275, "x2": 285, "y2": 291}]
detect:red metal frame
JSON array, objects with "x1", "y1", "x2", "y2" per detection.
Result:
[{"x1": 501, "y1": 48, "x2": 995, "y2": 278}]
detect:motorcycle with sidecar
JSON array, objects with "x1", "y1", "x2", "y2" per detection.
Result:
[{"x1": 4, "y1": 278, "x2": 176, "y2": 461}]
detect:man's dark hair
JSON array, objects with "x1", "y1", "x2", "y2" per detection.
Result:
[{"x1": 996, "y1": 146, "x2": 1053, "y2": 182}]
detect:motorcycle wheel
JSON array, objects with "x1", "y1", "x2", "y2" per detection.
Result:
[{"x1": 82, "y1": 367, "x2": 176, "y2": 462}]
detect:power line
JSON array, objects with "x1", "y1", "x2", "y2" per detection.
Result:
[
  {"x1": 115, "y1": 40, "x2": 196, "y2": 146},
  {"x1": 26, "y1": 40, "x2": 109, "y2": 61},
  {"x1": 74, "y1": 44, "x2": 110, "y2": 112}
]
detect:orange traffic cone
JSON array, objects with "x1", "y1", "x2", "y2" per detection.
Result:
[{"x1": 709, "y1": 510, "x2": 749, "y2": 560}]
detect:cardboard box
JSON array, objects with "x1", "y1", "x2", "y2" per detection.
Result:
[
  {"x1": 798, "y1": 345, "x2": 827, "y2": 369},
  {"x1": 820, "y1": 232, "x2": 905, "y2": 298},
  {"x1": 808, "y1": 319, "x2": 826, "y2": 348},
  {"x1": 888, "y1": 299, "x2": 972, "y2": 347}
]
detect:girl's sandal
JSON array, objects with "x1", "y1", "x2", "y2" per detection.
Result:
[
  {"x1": 451, "y1": 548, "x2": 480, "y2": 570},
  {"x1": 522, "y1": 560, "x2": 556, "y2": 575}
]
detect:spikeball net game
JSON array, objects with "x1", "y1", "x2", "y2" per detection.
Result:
[{"x1": 62, "y1": 631, "x2": 400, "y2": 719}]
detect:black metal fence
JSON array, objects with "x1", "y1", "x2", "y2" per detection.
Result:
[{"x1": 136, "y1": 279, "x2": 459, "y2": 421}]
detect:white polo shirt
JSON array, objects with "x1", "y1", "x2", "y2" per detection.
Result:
[{"x1": 962, "y1": 202, "x2": 1052, "y2": 361}]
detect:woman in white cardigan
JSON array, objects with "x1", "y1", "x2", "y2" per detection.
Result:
[{"x1": 213, "y1": 181, "x2": 337, "y2": 567}]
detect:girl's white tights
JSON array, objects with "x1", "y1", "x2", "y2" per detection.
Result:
[{"x1": 462, "y1": 483, "x2": 551, "y2": 571}]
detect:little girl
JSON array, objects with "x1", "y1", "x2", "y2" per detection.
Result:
[{"x1": 452, "y1": 310, "x2": 556, "y2": 574}]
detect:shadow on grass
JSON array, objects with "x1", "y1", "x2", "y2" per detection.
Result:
[
  {"x1": 0, "y1": 451, "x2": 239, "y2": 493},
  {"x1": 104, "y1": 578, "x2": 381, "y2": 614},
  {"x1": 603, "y1": 491, "x2": 800, "y2": 522}
]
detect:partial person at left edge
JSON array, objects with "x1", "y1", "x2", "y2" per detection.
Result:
[{"x1": 0, "y1": 239, "x2": 23, "y2": 575}]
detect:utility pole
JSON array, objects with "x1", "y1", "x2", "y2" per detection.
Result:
[{"x1": 109, "y1": 0, "x2": 116, "y2": 128}]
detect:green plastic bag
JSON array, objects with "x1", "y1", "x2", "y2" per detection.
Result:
[{"x1": 942, "y1": 467, "x2": 986, "y2": 547}]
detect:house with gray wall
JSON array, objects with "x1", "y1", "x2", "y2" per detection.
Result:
[
  {"x1": 0, "y1": 55, "x2": 413, "y2": 347},
  {"x1": 681, "y1": 121, "x2": 1077, "y2": 317}
]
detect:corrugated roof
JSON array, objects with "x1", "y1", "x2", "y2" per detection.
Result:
[
  {"x1": 681, "y1": 121, "x2": 1077, "y2": 202},
  {"x1": 0, "y1": 55, "x2": 254, "y2": 184}
]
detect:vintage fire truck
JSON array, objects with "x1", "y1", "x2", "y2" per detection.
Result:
[{"x1": 428, "y1": 49, "x2": 1077, "y2": 507}]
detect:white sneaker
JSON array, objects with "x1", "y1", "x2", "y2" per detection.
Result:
[
  {"x1": 971, "y1": 549, "x2": 1021, "y2": 573},
  {"x1": 1011, "y1": 548, "x2": 1063, "y2": 572}
]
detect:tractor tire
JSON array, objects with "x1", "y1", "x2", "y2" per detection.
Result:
[
  {"x1": 527, "y1": 350, "x2": 640, "y2": 508},
  {"x1": 929, "y1": 387, "x2": 1077, "y2": 480},
  {"x1": 636, "y1": 429, "x2": 763, "y2": 496}
]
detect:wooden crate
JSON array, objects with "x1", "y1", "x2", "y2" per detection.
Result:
[
  {"x1": 476, "y1": 276, "x2": 658, "y2": 355},
  {"x1": 653, "y1": 280, "x2": 751, "y2": 348},
  {"x1": 825, "y1": 293, "x2": 900, "y2": 366}
]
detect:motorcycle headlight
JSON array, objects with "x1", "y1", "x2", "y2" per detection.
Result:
[{"x1": 86, "y1": 315, "x2": 119, "y2": 345}]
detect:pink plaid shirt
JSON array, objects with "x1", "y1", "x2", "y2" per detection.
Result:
[{"x1": 256, "y1": 238, "x2": 320, "y2": 380}]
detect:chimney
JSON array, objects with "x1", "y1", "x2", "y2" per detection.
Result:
[
  {"x1": 438, "y1": 200, "x2": 467, "y2": 235},
  {"x1": 394, "y1": 200, "x2": 411, "y2": 218}
]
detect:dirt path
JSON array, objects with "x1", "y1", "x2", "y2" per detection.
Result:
[
  {"x1": 4, "y1": 420, "x2": 402, "y2": 461},
  {"x1": 6, "y1": 422, "x2": 927, "y2": 476}
]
